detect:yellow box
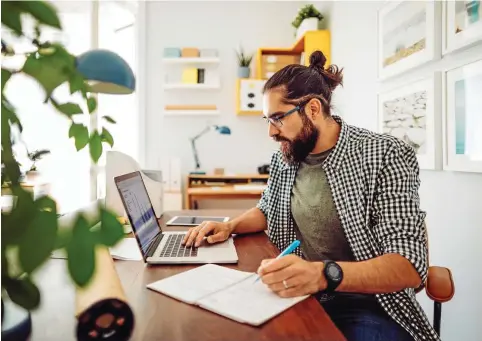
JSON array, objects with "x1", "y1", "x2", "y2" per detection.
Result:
[{"x1": 182, "y1": 68, "x2": 198, "y2": 84}]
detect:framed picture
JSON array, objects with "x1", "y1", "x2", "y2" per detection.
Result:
[
  {"x1": 378, "y1": 74, "x2": 442, "y2": 170},
  {"x1": 443, "y1": 58, "x2": 482, "y2": 173},
  {"x1": 444, "y1": 0, "x2": 482, "y2": 54},
  {"x1": 378, "y1": 1, "x2": 441, "y2": 80}
]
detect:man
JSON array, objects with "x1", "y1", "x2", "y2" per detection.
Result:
[{"x1": 182, "y1": 50, "x2": 438, "y2": 341}]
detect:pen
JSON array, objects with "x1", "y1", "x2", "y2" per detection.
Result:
[{"x1": 253, "y1": 240, "x2": 300, "y2": 283}]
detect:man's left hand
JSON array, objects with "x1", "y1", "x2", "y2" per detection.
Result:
[{"x1": 257, "y1": 255, "x2": 327, "y2": 298}]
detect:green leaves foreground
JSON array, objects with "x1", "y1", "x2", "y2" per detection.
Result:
[
  {"x1": 1, "y1": 188, "x2": 124, "y2": 310},
  {"x1": 1, "y1": 0, "x2": 124, "y2": 312}
]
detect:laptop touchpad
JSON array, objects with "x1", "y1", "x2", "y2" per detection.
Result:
[{"x1": 198, "y1": 238, "x2": 230, "y2": 249}]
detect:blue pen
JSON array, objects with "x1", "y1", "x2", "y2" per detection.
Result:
[{"x1": 253, "y1": 240, "x2": 301, "y2": 283}]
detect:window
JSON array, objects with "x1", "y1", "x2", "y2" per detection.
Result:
[
  {"x1": 96, "y1": 1, "x2": 140, "y2": 199},
  {"x1": 2, "y1": 1, "x2": 142, "y2": 213},
  {"x1": 3, "y1": 5, "x2": 94, "y2": 214}
]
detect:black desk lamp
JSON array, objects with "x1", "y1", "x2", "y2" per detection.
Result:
[{"x1": 190, "y1": 125, "x2": 231, "y2": 174}]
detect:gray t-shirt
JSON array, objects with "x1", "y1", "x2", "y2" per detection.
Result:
[
  {"x1": 291, "y1": 148, "x2": 354, "y2": 262},
  {"x1": 291, "y1": 149, "x2": 377, "y2": 304}
]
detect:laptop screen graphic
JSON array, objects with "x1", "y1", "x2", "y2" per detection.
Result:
[{"x1": 117, "y1": 173, "x2": 159, "y2": 255}]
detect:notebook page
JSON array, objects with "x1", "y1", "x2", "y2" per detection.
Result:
[
  {"x1": 146, "y1": 264, "x2": 253, "y2": 304},
  {"x1": 197, "y1": 275, "x2": 309, "y2": 326}
]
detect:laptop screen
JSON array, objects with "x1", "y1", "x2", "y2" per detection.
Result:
[{"x1": 115, "y1": 172, "x2": 160, "y2": 256}]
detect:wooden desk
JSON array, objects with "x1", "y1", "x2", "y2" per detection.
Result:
[
  {"x1": 185, "y1": 174, "x2": 268, "y2": 209},
  {"x1": 31, "y1": 210, "x2": 345, "y2": 341}
]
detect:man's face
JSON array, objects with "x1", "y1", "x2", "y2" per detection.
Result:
[{"x1": 263, "y1": 90, "x2": 319, "y2": 165}]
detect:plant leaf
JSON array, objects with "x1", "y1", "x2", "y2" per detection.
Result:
[
  {"x1": 68, "y1": 123, "x2": 89, "y2": 151},
  {"x1": 3, "y1": 187, "x2": 36, "y2": 245},
  {"x1": 1, "y1": 2, "x2": 23, "y2": 36},
  {"x1": 89, "y1": 130, "x2": 102, "y2": 163},
  {"x1": 22, "y1": 43, "x2": 75, "y2": 99},
  {"x1": 4, "y1": 276, "x2": 41, "y2": 310},
  {"x1": 66, "y1": 214, "x2": 96, "y2": 287},
  {"x1": 2, "y1": 97, "x2": 23, "y2": 133},
  {"x1": 28, "y1": 149, "x2": 50, "y2": 161},
  {"x1": 100, "y1": 127, "x2": 114, "y2": 147},
  {"x1": 16, "y1": 1, "x2": 62, "y2": 29},
  {"x1": 69, "y1": 71, "x2": 85, "y2": 95},
  {"x1": 87, "y1": 97, "x2": 97, "y2": 114},
  {"x1": 102, "y1": 115, "x2": 116, "y2": 124},
  {"x1": 53, "y1": 102, "x2": 83, "y2": 117},
  {"x1": 18, "y1": 199, "x2": 58, "y2": 274},
  {"x1": 96, "y1": 208, "x2": 124, "y2": 247}
]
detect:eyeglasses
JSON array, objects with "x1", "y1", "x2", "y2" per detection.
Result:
[
  {"x1": 262, "y1": 96, "x2": 317, "y2": 128},
  {"x1": 262, "y1": 106, "x2": 301, "y2": 128}
]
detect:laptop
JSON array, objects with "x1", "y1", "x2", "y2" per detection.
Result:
[{"x1": 114, "y1": 171, "x2": 238, "y2": 264}]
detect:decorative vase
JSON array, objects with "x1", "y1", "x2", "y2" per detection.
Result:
[
  {"x1": 1, "y1": 298, "x2": 32, "y2": 341},
  {"x1": 238, "y1": 66, "x2": 250, "y2": 78},
  {"x1": 296, "y1": 17, "x2": 319, "y2": 39},
  {"x1": 25, "y1": 170, "x2": 39, "y2": 182}
]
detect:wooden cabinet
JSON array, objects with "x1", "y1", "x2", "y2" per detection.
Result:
[{"x1": 255, "y1": 30, "x2": 331, "y2": 79}]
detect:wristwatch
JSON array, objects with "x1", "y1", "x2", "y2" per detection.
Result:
[{"x1": 323, "y1": 260, "x2": 343, "y2": 292}]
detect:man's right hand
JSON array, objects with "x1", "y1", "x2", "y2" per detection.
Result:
[{"x1": 182, "y1": 221, "x2": 234, "y2": 247}]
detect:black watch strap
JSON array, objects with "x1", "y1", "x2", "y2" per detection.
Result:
[{"x1": 323, "y1": 260, "x2": 343, "y2": 292}]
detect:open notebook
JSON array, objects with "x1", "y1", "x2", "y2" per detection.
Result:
[{"x1": 146, "y1": 264, "x2": 309, "y2": 326}]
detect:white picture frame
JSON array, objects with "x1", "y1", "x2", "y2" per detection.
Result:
[
  {"x1": 378, "y1": 74, "x2": 442, "y2": 170},
  {"x1": 443, "y1": 0, "x2": 482, "y2": 54},
  {"x1": 378, "y1": 1, "x2": 441, "y2": 80},
  {"x1": 443, "y1": 58, "x2": 482, "y2": 173}
]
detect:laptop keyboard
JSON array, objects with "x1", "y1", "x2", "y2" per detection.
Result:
[{"x1": 159, "y1": 234, "x2": 198, "y2": 258}]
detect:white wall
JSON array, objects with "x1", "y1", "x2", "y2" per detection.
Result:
[
  {"x1": 144, "y1": 1, "x2": 305, "y2": 175},
  {"x1": 144, "y1": 1, "x2": 308, "y2": 208},
  {"x1": 327, "y1": 1, "x2": 482, "y2": 340}
]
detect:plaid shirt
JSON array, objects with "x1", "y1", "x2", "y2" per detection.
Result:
[{"x1": 257, "y1": 115, "x2": 439, "y2": 341}]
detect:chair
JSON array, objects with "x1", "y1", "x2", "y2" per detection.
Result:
[{"x1": 416, "y1": 223, "x2": 455, "y2": 336}]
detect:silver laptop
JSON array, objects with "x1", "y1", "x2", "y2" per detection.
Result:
[{"x1": 114, "y1": 171, "x2": 238, "y2": 264}]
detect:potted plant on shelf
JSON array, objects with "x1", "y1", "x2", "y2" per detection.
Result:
[
  {"x1": 236, "y1": 47, "x2": 253, "y2": 78},
  {"x1": 292, "y1": 4, "x2": 324, "y2": 39},
  {"x1": 1, "y1": 1, "x2": 131, "y2": 340},
  {"x1": 25, "y1": 149, "x2": 50, "y2": 182}
]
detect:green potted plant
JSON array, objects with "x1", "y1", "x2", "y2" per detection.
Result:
[
  {"x1": 236, "y1": 47, "x2": 253, "y2": 78},
  {"x1": 292, "y1": 4, "x2": 324, "y2": 39},
  {"x1": 1, "y1": 1, "x2": 127, "y2": 339},
  {"x1": 25, "y1": 149, "x2": 50, "y2": 182}
]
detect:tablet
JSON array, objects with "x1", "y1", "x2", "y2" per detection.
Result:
[{"x1": 165, "y1": 216, "x2": 230, "y2": 226}]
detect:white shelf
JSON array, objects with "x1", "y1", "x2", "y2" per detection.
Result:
[
  {"x1": 164, "y1": 110, "x2": 220, "y2": 116},
  {"x1": 163, "y1": 83, "x2": 220, "y2": 90},
  {"x1": 162, "y1": 57, "x2": 220, "y2": 64}
]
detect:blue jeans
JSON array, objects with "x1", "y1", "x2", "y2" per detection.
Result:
[{"x1": 320, "y1": 293, "x2": 414, "y2": 341}]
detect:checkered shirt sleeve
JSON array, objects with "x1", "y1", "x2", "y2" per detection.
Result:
[
  {"x1": 256, "y1": 154, "x2": 273, "y2": 219},
  {"x1": 372, "y1": 140, "x2": 428, "y2": 284}
]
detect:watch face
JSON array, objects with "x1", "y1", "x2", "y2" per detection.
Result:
[{"x1": 327, "y1": 263, "x2": 342, "y2": 281}]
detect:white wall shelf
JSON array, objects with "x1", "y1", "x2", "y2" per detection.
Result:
[
  {"x1": 163, "y1": 83, "x2": 220, "y2": 90},
  {"x1": 164, "y1": 110, "x2": 220, "y2": 116},
  {"x1": 162, "y1": 57, "x2": 220, "y2": 64}
]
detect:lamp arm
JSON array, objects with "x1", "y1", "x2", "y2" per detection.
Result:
[
  {"x1": 190, "y1": 138, "x2": 201, "y2": 170},
  {"x1": 192, "y1": 126, "x2": 212, "y2": 141}
]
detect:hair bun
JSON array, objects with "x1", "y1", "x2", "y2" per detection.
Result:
[{"x1": 309, "y1": 50, "x2": 327, "y2": 70}]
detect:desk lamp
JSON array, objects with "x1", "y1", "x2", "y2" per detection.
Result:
[{"x1": 190, "y1": 125, "x2": 231, "y2": 174}]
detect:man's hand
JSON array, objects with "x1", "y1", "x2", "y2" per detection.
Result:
[
  {"x1": 257, "y1": 255, "x2": 326, "y2": 298},
  {"x1": 182, "y1": 221, "x2": 234, "y2": 247}
]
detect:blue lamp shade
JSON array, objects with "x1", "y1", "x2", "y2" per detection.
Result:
[
  {"x1": 215, "y1": 126, "x2": 231, "y2": 134},
  {"x1": 76, "y1": 49, "x2": 136, "y2": 94}
]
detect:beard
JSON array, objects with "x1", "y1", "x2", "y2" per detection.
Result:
[{"x1": 274, "y1": 115, "x2": 319, "y2": 165}]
